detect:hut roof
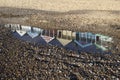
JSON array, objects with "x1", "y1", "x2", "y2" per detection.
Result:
[
  {"x1": 27, "y1": 31, "x2": 39, "y2": 38},
  {"x1": 49, "y1": 38, "x2": 63, "y2": 47},
  {"x1": 16, "y1": 30, "x2": 26, "y2": 36},
  {"x1": 57, "y1": 38, "x2": 72, "y2": 46}
]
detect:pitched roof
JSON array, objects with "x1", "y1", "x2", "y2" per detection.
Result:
[
  {"x1": 49, "y1": 38, "x2": 63, "y2": 47},
  {"x1": 12, "y1": 31, "x2": 22, "y2": 39},
  {"x1": 21, "y1": 33, "x2": 33, "y2": 42},
  {"x1": 27, "y1": 31, "x2": 39, "y2": 38},
  {"x1": 32, "y1": 36, "x2": 47, "y2": 45},
  {"x1": 41, "y1": 35, "x2": 54, "y2": 43},
  {"x1": 83, "y1": 44, "x2": 103, "y2": 53},
  {"x1": 57, "y1": 38, "x2": 72, "y2": 46},
  {"x1": 21, "y1": 34, "x2": 47, "y2": 45},
  {"x1": 64, "y1": 41, "x2": 78, "y2": 51},
  {"x1": 74, "y1": 40, "x2": 92, "y2": 48},
  {"x1": 16, "y1": 30, "x2": 26, "y2": 36}
]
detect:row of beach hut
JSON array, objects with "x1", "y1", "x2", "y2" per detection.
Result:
[{"x1": 4, "y1": 24, "x2": 113, "y2": 53}]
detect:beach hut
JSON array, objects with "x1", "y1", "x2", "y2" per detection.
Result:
[
  {"x1": 74, "y1": 32, "x2": 94, "y2": 48},
  {"x1": 57, "y1": 30, "x2": 72, "y2": 46},
  {"x1": 8, "y1": 24, "x2": 21, "y2": 32},
  {"x1": 41, "y1": 29, "x2": 55, "y2": 43},
  {"x1": 94, "y1": 34, "x2": 113, "y2": 51}
]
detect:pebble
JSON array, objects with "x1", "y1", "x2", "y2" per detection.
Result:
[{"x1": 0, "y1": 27, "x2": 120, "y2": 80}]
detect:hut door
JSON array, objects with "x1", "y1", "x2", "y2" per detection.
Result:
[
  {"x1": 20, "y1": 25, "x2": 22, "y2": 30},
  {"x1": 31, "y1": 27, "x2": 34, "y2": 32},
  {"x1": 9, "y1": 24, "x2": 11, "y2": 28},
  {"x1": 76, "y1": 32, "x2": 79, "y2": 41},
  {"x1": 54, "y1": 30, "x2": 57, "y2": 37},
  {"x1": 50, "y1": 30, "x2": 53, "y2": 37},
  {"x1": 42, "y1": 30, "x2": 45, "y2": 35},
  {"x1": 96, "y1": 36, "x2": 100, "y2": 41},
  {"x1": 58, "y1": 31, "x2": 62, "y2": 38},
  {"x1": 46, "y1": 30, "x2": 49, "y2": 36}
]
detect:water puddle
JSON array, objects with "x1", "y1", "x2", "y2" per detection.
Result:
[{"x1": 4, "y1": 24, "x2": 113, "y2": 54}]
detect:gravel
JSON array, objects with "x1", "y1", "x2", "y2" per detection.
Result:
[{"x1": 0, "y1": 27, "x2": 120, "y2": 80}]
